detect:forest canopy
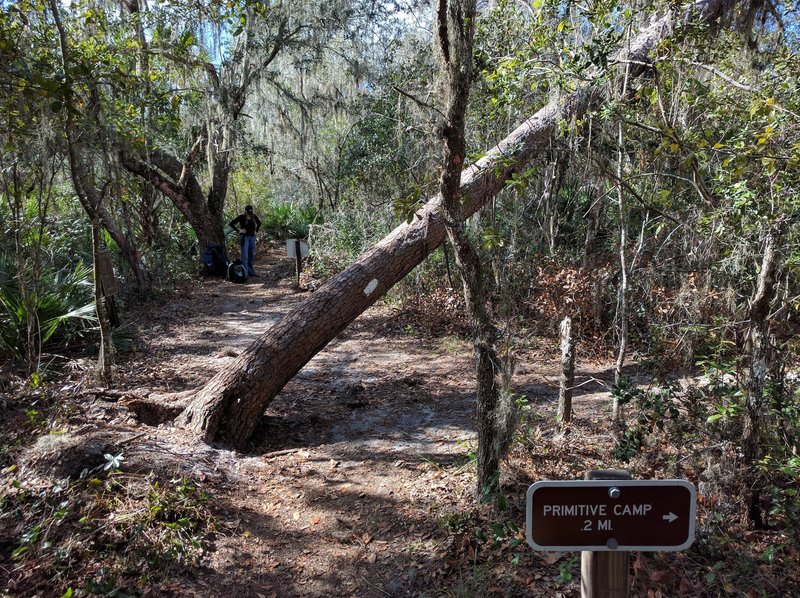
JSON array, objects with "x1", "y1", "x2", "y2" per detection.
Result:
[{"x1": 1, "y1": 0, "x2": 800, "y2": 593}]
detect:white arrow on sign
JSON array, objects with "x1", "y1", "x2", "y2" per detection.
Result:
[{"x1": 662, "y1": 512, "x2": 678, "y2": 523}]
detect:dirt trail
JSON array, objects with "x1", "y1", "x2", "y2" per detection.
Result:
[{"x1": 22, "y1": 244, "x2": 620, "y2": 597}]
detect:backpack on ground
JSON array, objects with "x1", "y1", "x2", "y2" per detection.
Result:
[
  {"x1": 202, "y1": 243, "x2": 228, "y2": 277},
  {"x1": 227, "y1": 259, "x2": 247, "y2": 283}
]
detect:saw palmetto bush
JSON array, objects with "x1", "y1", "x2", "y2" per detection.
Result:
[{"x1": 0, "y1": 258, "x2": 96, "y2": 364}]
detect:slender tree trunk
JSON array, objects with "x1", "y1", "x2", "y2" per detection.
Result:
[
  {"x1": 436, "y1": 0, "x2": 511, "y2": 494},
  {"x1": 91, "y1": 218, "x2": 114, "y2": 384},
  {"x1": 742, "y1": 223, "x2": 784, "y2": 460},
  {"x1": 49, "y1": 0, "x2": 122, "y2": 376},
  {"x1": 583, "y1": 185, "x2": 601, "y2": 270},
  {"x1": 48, "y1": 0, "x2": 152, "y2": 294},
  {"x1": 542, "y1": 155, "x2": 567, "y2": 255},
  {"x1": 742, "y1": 221, "x2": 785, "y2": 526},
  {"x1": 158, "y1": 0, "x2": 737, "y2": 448},
  {"x1": 5, "y1": 169, "x2": 39, "y2": 372},
  {"x1": 97, "y1": 202, "x2": 152, "y2": 293},
  {"x1": 612, "y1": 63, "x2": 631, "y2": 423},
  {"x1": 584, "y1": 185, "x2": 607, "y2": 332}
]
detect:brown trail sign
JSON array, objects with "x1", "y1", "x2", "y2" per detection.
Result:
[{"x1": 526, "y1": 480, "x2": 696, "y2": 552}]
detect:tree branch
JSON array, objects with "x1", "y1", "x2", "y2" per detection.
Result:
[
  {"x1": 178, "y1": 134, "x2": 206, "y2": 189},
  {"x1": 149, "y1": 48, "x2": 221, "y2": 95},
  {"x1": 120, "y1": 151, "x2": 188, "y2": 208},
  {"x1": 683, "y1": 59, "x2": 754, "y2": 91},
  {"x1": 592, "y1": 158, "x2": 684, "y2": 226},
  {"x1": 392, "y1": 85, "x2": 447, "y2": 120}
]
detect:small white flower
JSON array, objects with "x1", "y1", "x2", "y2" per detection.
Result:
[{"x1": 103, "y1": 452, "x2": 125, "y2": 471}]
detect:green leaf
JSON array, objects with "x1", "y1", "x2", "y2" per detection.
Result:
[{"x1": 11, "y1": 545, "x2": 29, "y2": 560}]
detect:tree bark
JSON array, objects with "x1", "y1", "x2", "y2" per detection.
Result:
[
  {"x1": 120, "y1": 147, "x2": 227, "y2": 251},
  {"x1": 742, "y1": 223, "x2": 784, "y2": 459},
  {"x1": 47, "y1": 0, "x2": 152, "y2": 294},
  {"x1": 92, "y1": 218, "x2": 114, "y2": 384},
  {"x1": 166, "y1": 0, "x2": 736, "y2": 448},
  {"x1": 583, "y1": 183, "x2": 602, "y2": 270},
  {"x1": 48, "y1": 0, "x2": 119, "y2": 380},
  {"x1": 557, "y1": 316, "x2": 576, "y2": 424},
  {"x1": 437, "y1": 0, "x2": 508, "y2": 494},
  {"x1": 742, "y1": 220, "x2": 785, "y2": 526},
  {"x1": 542, "y1": 154, "x2": 568, "y2": 255},
  {"x1": 98, "y1": 201, "x2": 152, "y2": 292},
  {"x1": 613, "y1": 62, "x2": 632, "y2": 423}
]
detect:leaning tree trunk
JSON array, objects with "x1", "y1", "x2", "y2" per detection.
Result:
[
  {"x1": 48, "y1": 0, "x2": 152, "y2": 295},
  {"x1": 170, "y1": 0, "x2": 737, "y2": 448},
  {"x1": 96, "y1": 202, "x2": 152, "y2": 293}
]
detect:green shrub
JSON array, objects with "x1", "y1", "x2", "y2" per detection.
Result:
[
  {"x1": 308, "y1": 208, "x2": 390, "y2": 277},
  {"x1": 0, "y1": 261, "x2": 96, "y2": 362},
  {"x1": 259, "y1": 201, "x2": 296, "y2": 239},
  {"x1": 611, "y1": 377, "x2": 682, "y2": 461}
]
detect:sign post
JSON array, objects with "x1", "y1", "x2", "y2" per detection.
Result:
[
  {"x1": 96, "y1": 250, "x2": 118, "y2": 297},
  {"x1": 526, "y1": 471, "x2": 697, "y2": 597},
  {"x1": 286, "y1": 239, "x2": 309, "y2": 287},
  {"x1": 580, "y1": 470, "x2": 631, "y2": 598}
]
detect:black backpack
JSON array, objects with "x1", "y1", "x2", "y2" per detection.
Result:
[{"x1": 227, "y1": 259, "x2": 247, "y2": 283}]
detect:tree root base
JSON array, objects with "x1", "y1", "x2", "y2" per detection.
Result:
[{"x1": 118, "y1": 390, "x2": 195, "y2": 426}]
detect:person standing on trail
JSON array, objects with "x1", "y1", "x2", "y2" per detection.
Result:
[{"x1": 230, "y1": 205, "x2": 262, "y2": 277}]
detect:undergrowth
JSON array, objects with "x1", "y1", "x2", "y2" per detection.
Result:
[
  {"x1": 0, "y1": 455, "x2": 215, "y2": 596},
  {"x1": 604, "y1": 363, "x2": 800, "y2": 596}
]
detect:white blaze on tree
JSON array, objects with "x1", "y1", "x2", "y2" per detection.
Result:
[{"x1": 364, "y1": 279, "x2": 379, "y2": 295}]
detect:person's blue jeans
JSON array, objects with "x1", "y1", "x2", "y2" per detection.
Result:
[{"x1": 240, "y1": 234, "x2": 256, "y2": 275}]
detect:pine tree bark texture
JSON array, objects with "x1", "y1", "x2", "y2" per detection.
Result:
[{"x1": 171, "y1": 0, "x2": 736, "y2": 448}]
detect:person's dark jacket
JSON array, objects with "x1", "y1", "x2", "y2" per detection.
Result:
[{"x1": 230, "y1": 213, "x2": 261, "y2": 236}]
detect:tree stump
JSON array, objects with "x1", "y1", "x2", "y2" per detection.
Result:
[{"x1": 557, "y1": 316, "x2": 576, "y2": 424}]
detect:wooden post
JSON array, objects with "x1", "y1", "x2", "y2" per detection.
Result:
[
  {"x1": 294, "y1": 239, "x2": 302, "y2": 287},
  {"x1": 581, "y1": 470, "x2": 631, "y2": 598},
  {"x1": 557, "y1": 315, "x2": 576, "y2": 424}
]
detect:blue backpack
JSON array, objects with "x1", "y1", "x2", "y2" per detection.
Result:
[{"x1": 202, "y1": 244, "x2": 228, "y2": 277}]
